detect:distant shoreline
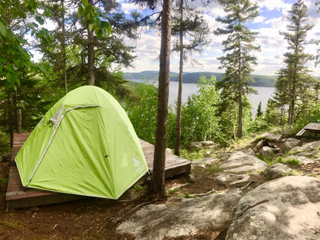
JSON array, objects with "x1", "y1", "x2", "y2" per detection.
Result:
[{"x1": 123, "y1": 71, "x2": 276, "y2": 87}]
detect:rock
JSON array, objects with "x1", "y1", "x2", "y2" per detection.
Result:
[
  {"x1": 226, "y1": 176, "x2": 320, "y2": 240},
  {"x1": 117, "y1": 189, "x2": 242, "y2": 240},
  {"x1": 285, "y1": 155, "x2": 314, "y2": 165},
  {"x1": 290, "y1": 140, "x2": 320, "y2": 154},
  {"x1": 284, "y1": 138, "x2": 300, "y2": 151},
  {"x1": 201, "y1": 141, "x2": 215, "y2": 146},
  {"x1": 222, "y1": 151, "x2": 268, "y2": 175},
  {"x1": 297, "y1": 150, "x2": 320, "y2": 158},
  {"x1": 185, "y1": 172, "x2": 195, "y2": 182},
  {"x1": 259, "y1": 132, "x2": 282, "y2": 142},
  {"x1": 215, "y1": 173, "x2": 251, "y2": 187},
  {"x1": 256, "y1": 140, "x2": 265, "y2": 149},
  {"x1": 244, "y1": 148, "x2": 255, "y2": 155},
  {"x1": 189, "y1": 142, "x2": 202, "y2": 150},
  {"x1": 267, "y1": 163, "x2": 291, "y2": 179},
  {"x1": 261, "y1": 146, "x2": 274, "y2": 158},
  {"x1": 189, "y1": 141, "x2": 215, "y2": 150},
  {"x1": 191, "y1": 157, "x2": 219, "y2": 168}
]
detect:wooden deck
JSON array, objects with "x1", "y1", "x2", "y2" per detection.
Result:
[
  {"x1": 6, "y1": 132, "x2": 191, "y2": 209},
  {"x1": 296, "y1": 123, "x2": 320, "y2": 137}
]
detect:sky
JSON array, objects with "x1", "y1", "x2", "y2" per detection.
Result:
[{"x1": 119, "y1": 0, "x2": 320, "y2": 77}]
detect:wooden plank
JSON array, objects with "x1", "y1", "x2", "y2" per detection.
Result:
[
  {"x1": 7, "y1": 133, "x2": 191, "y2": 209},
  {"x1": 296, "y1": 123, "x2": 320, "y2": 137},
  {"x1": 304, "y1": 123, "x2": 320, "y2": 131},
  {"x1": 296, "y1": 129, "x2": 306, "y2": 137}
]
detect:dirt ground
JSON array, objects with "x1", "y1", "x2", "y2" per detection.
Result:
[
  {"x1": 0, "y1": 157, "x2": 226, "y2": 240},
  {"x1": 1, "y1": 137, "x2": 319, "y2": 240}
]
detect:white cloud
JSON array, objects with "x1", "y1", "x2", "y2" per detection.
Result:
[{"x1": 121, "y1": 3, "x2": 140, "y2": 14}]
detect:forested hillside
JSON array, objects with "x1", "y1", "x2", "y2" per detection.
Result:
[{"x1": 123, "y1": 71, "x2": 277, "y2": 87}]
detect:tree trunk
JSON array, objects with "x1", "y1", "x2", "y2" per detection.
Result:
[
  {"x1": 237, "y1": 81, "x2": 243, "y2": 138},
  {"x1": 149, "y1": 0, "x2": 172, "y2": 198},
  {"x1": 174, "y1": 0, "x2": 183, "y2": 156},
  {"x1": 7, "y1": 93, "x2": 13, "y2": 148},
  {"x1": 87, "y1": 0, "x2": 95, "y2": 85},
  {"x1": 237, "y1": 35, "x2": 243, "y2": 138},
  {"x1": 61, "y1": 0, "x2": 68, "y2": 93}
]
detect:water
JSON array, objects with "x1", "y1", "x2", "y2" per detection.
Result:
[{"x1": 129, "y1": 79, "x2": 275, "y2": 117}]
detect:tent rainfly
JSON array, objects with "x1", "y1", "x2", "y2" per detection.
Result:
[{"x1": 15, "y1": 86, "x2": 148, "y2": 199}]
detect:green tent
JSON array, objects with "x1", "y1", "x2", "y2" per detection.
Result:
[{"x1": 15, "y1": 86, "x2": 148, "y2": 199}]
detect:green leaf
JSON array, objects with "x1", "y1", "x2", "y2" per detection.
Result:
[
  {"x1": 44, "y1": 8, "x2": 53, "y2": 17},
  {"x1": 78, "y1": 5, "x2": 84, "y2": 17},
  {"x1": 95, "y1": 17, "x2": 101, "y2": 28},
  {"x1": 84, "y1": 5, "x2": 92, "y2": 17},
  {"x1": 6, "y1": 65, "x2": 15, "y2": 73},
  {"x1": 100, "y1": 21, "x2": 111, "y2": 37},
  {"x1": 38, "y1": 64, "x2": 48, "y2": 74},
  {"x1": 0, "y1": 21, "x2": 6, "y2": 36},
  {"x1": 6, "y1": 72, "x2": 18, "y2": 84},
  {"x1": 88, "y1": 24, "x2": 94, "y2": 32},
  {"x1": 35, "y1": 16, "x2": 44, "y2": 25},
  {"x1": 81, "y1": 0, "x2": 89, "y2": 7},
  {"x1": 16, "y1": 77, "x2": 20, "y2": 86}
]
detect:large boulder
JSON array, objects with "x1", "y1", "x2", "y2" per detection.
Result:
[
  {"x1": 285, "y1": 155, "x2": 314, "y2": 165},
  {"x1": 222, "y1": 151, "x2": 268, "y2": 175},
  {"x1": 267, "y1": 163, "x2": 291, "y2": 179},
  {"x1": 261, "y1": 146, "x2": 274, "y2": 158},
  {"x1": 290, "y1": 140, "x2": 320, "y2": 154},
  {"x1": 297, "y1": 150, "x2": 320, "y2": 158},
  {"x1": 258, "y1": 132, "x2": 282, "y2": 142},
  {"x1": 226, "y1": 176, "x2": 320, "y2": 240},
  {"x1": 244, "y1": 148, "x2": 255, "y2": 156},
  {"x1": 117, "y1": 189, "x2": 242, "y2": 240},
  {"x1": 284, "y1": 138, "x2": 300, "y2": 151}
]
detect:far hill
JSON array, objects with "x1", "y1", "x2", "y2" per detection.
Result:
[{"x1": 123, "y1": 71, "x2": 276, "y2": 87}]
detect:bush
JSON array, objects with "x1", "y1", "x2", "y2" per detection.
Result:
[{"x1": 180, "y1": 76, "x2": 226, "y2": 146}]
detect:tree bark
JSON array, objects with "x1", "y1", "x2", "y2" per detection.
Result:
[
  {"x1": 237, "y1": 77, "x2": 243, "y2": 138},
  {"x1": 61, "y1": 0, "x2": 68, "y2": 93},
  {"x1": 87, "y1": 0, "x2": 95, "y2": 85},
  {"x1": 237, "y1": 31, "x2": 243, "y2": 138},
  {"x1": 7, "y1": 93, "x2": 13, "y2": 148},
  {"x1": 149, "y1": 0, "x2": 172, "y2": 198},
  {"x1": 174, "y1": 0, "x2": 183, "y2": 156}
]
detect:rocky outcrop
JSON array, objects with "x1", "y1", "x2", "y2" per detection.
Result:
[
  {"x1": 285, "y1": 155, "x2": 314, "y2": 165},
  {"x1": 226, "y1": 176, "x2": 320, "y2": 240},
  {"x1": 258, "y1": 132, "x2": 282, "y2": 142},
  {"x1": 244, "y1": 148, "x2": 255, "y2": 156},
  {"x1": 290, "y1": 141, "x2": 320, "y2": 154},
  {"x1": 267, "y1": 163, "x2": 291, "y2": 179},
  {"x1": 284, "y1": 138, "x2": 300, "y2": 151},
  {"x1": 261, "y1": 146, "x2": 273, "y2": 158},
  {"x1": 214, "y1": 152, "x2": 268, "y2": 188},
  {"x1": 222, "y1": 151, "x2": 268, "y2": 175},
  {"x1": 117, "y1": 189, "x2": 242, "y2": 240},
  {"x1": 191, "y1": 157, "x2": 219, "y2": 168}
]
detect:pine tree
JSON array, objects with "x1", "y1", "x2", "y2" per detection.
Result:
[
  {"x1": 256, "y1": 101, "x2": 263, "y2": 118},
  {"x1": 274, "y1": 0, "x2": 314, "y2": 125},
  {"x1": 171, "y1": 0, "x2": 211, "y2": 156},
  {"x1": 215, "y1": 0, "x2": 260, "y2": 138}
]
